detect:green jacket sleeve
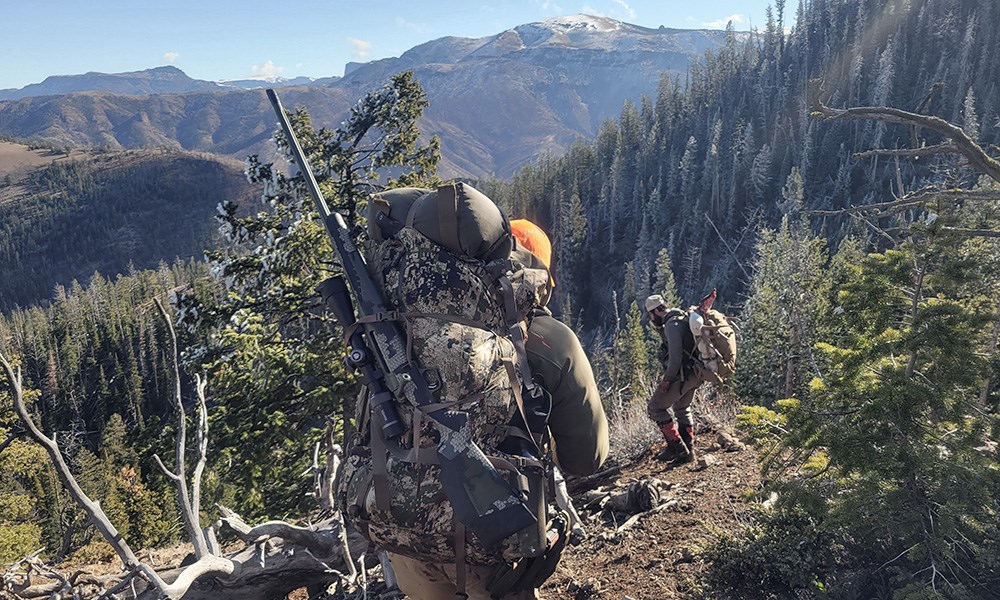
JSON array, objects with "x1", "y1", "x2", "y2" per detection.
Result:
[{"x1": 525, "y1": 315, "x2": 609, "y2": 477}]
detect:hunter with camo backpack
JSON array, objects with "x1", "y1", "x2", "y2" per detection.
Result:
[{"x1": 338, "y1": 182, "x2": 608, "y2": 599}]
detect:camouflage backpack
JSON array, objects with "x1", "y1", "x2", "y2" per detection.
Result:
[{"x1": 338, "y1": 182, "x2": 555, "y2": 568}]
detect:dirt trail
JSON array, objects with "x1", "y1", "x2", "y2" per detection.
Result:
[{"x1": 542, "y1": 428, "x2": 761, "y2": 600}]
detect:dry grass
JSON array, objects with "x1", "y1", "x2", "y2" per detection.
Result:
[
  {"x1": 606, "y1": 381, "x2": 743, "y2": 464},
  {"x1": 607, "y1": 395, "x2": 661, "y2": 462},
  {"x1": 693, "y1": 384, "x2": 741, "y2": 431},
  {"x1": 0, "y1": 141, "x2": 79, "y2": 176}
]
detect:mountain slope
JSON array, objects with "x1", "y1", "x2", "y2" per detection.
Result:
[
  {"x1": 0, "y1": 146, "x2": 258, "y2": 311},
  {"x1": 0, "y1": 16, "x2": 736, "y2": 178}
]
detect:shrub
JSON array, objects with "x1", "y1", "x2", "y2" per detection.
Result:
[{"x1": 699, "y1": 505, "x2": 839, "y2": 599}]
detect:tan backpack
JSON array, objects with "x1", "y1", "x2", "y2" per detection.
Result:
[{"x1": 689, "y1": 307, "x2": 737, "y2": 383}]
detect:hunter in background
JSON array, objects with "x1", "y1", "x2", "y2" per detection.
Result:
[{"x1": 645, "y1": 289, "x2": 737, "y2": 464}]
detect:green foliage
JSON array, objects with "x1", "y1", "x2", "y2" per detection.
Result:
[
  {"x1": 700, "y1": 505, "x2": 840, "y2": 599},
  {"x1": 0, "y1": 265, "x2": 207, "y2": 559},
  {"x1": 0, "y1": 523, "x2": 42, "y2": 565},
  {"x1": 175, "y1": 72, "x2": 440, "y2": 519},
  {"x1": 616, "y1": 301, "x2": 652, "y2": 409},
  {"x1": 0, "y1": 436, "x2": 47, "y2": 563},
  {"x1": 652, "y1": 248, "x2": 682, "y2": 310},
  {"x1": 735, "y1": 194, "x2": 1000, "y2": 597},
  {"x1": 735, "y1": 215, "x2": 832, "y2": 406}
]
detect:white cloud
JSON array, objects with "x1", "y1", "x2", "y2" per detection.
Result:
[
  {"x1": 394, "y1": 17, "x2": 428, "y2": 34},
  {"x1": 581, "y1": 4, "x2": 605, "y2": 17},
  {"x1": 612, "y1": 0, "x2": 636, "y2": 20},
  {"x1": 348, "y1": 37, "x2": 373, "y2": 61},
  {"x1": 164, "y1": 51, "x2": 180, "y2": 63},
  {"x1": 532, "y1": 0, "x2": 563, "y2": 12},
  {"x1": 250, "y1": 60, "x2": 284, "y2": 78},
  {"x1": 703, "y1": 14, "x2": 745, "y2": 29}
]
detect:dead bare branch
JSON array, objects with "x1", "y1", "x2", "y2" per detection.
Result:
[
  {"x1": 810, "y1": 78, "x2": 1000, "y2": 183},
  {"x1": 0, "y1": 353, "x2": 172, "y2": 595},
  {"x1": 940, "y1": 227, "x2": 1000, "y2": 238},
  {"x1": 153, "y1": 297, "x2": 210, "y2": 559},
  {"x1": 853, "y1": 142, "x2": 956, "y2": 161},
  {"x1": 2, "y1": 317, "x2": 365, "y2": 600},
  {"x1": 706, "y1": 214, "x2": 752, "y2": 281},
  {"x1": 802, "y1": 188, "x2": 1000, "y2": 218},
  {"x1": 217, "y1": 504, "x2": 342, "y2": 556}
]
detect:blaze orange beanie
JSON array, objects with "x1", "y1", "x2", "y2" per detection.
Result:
[{"x1": 510, "y1": 219, "x2": 552, "y2": 269}]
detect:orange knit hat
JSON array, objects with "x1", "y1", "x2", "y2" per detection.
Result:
[{"x1": 510, "y1": 219, "x2": 552, "y2": 269}]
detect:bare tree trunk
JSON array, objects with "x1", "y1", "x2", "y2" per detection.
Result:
[
  {"x1": 153, "y1": 298, "x2": 210, "y2": 559},
  {"x1": 981, "y1": 296, "x2": 1000, "y2": 405}
]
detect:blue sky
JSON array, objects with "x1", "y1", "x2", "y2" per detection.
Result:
[{"x1": 2, "y1": 1, "x2": 791, "y2": 90}]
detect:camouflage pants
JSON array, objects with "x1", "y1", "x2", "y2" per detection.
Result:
[
  {"x1": 389, "y1": 552, "x2": 539, "y2": 600},
  {"x1": 646, "y1": 374, "x2": 703, "y2": 427}
]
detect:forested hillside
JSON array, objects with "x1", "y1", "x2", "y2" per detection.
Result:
[
  {"x1": 480, "y1": 0, "x2": 999, "y2": 329},
  {"x1": 0, "y1": 148, "x2": 257, "y2": 311}
]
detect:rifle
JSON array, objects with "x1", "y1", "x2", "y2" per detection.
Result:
[{"x1": 265, "y1": 89, "x2": 535, "y2": 547}]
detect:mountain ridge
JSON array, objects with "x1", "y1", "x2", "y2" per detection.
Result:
[{"x1": 0, "y1": 15, "x2": 737, "y2": 178}]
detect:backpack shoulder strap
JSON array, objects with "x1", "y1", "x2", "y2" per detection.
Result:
[{"x1": 435, "y1": 181, "x2": 462, "y2": 253}]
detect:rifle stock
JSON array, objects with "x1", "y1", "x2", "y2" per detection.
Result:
[{"x1": 265, "y1": 89, "x2": 535, "y2": 547}]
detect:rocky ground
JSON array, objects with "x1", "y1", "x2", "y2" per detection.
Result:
[{"x1": 541, "y1": 425, "x2": 760, "y2": 599}]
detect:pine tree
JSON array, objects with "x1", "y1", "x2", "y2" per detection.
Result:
[
  {"x1": 739, "y1": 201, "x2": 1000, "y2": 598},
  {"x1": 616, "y1": 302, "x2": 651, "y2": 411},
  {"x1": 652, "y1": 248, "x2": 682, "y2": 309}
]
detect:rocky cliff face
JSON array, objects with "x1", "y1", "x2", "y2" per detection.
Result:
[{"x1": 0, "y1": 16, "x2": 738, "y2": 178}]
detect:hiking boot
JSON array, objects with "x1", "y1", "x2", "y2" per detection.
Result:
[
  {"x1": 672, "y1": 445, "x2": 695, "y2": 464},
  {"x1": 655, "y1": 439, "x2": 689, "y2": 462},
  {"x1": 678, "y1": 425, "x2": 697, "y2": 463}
]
